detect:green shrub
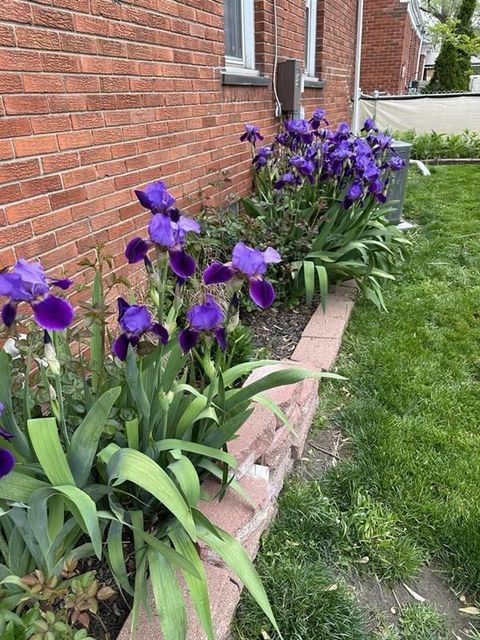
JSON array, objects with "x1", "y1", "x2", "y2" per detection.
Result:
[{"x1": 392, "y1": 129, "x2": 480, "y2": 160}]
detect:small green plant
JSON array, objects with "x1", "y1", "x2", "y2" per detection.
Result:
[{"x1": 398, "y1": 603, "x2": 448, "y2": 640}]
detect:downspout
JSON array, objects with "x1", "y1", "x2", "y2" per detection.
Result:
[
  {"x1": 352, "y1": 0, "x2": 364, "y2": 133},
  {"x1": 415, "y1": 29, "x2": 424, "y2": 81}
]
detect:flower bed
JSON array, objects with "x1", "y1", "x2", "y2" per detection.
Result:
[
  {"x1": 117, "y1": 282, "x2": 356, "y2": 640},
  {"x1": 0, "y1": 109, "x2": 408, "y2": 640}
]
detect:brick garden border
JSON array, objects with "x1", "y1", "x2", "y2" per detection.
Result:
[{"x1": 118, "y1": 281, "x2": 357, "y2": 640}]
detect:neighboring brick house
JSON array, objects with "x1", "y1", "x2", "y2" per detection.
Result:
[
  {"x1": 360, "y1": 0, "x2": 424, "y2": 95},
  {"x1": 0, "y1": 0, "x2": 358, "y2": 288}
]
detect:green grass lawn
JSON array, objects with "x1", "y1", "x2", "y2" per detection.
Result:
[{"x1": 233, "y1": 165, "x2": 480, "y2": 639}]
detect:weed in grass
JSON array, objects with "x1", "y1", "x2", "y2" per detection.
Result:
[{"x1": 398, "y1": 603, "x2": 448, "y2": 640}]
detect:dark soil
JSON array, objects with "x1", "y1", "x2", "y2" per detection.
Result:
[
  {"x1": 79, "y1": 554, "x2": 133, "y2": 640},
  {"x1": 241, "y1": 299, "x2": 318, "y2": 360}
]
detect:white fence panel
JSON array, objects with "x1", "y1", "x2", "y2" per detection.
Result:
[{"x1": 359, "y1": 94, "x2": 480, "y2": 133}]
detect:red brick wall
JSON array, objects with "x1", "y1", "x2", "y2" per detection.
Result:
[
  {"x1": 0, "y1": 0, "x2": 357, "y2": 286},
  {"x1": 360, "y1": 0, "x2": 421, "y2": 95}
]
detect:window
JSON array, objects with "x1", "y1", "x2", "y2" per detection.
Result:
[
  {"x1": 224, "y1": 0, "x2": 256, "y2": 73},
  {"x1": 304, "y1": 0, "x2": 318, "y2": 79}
]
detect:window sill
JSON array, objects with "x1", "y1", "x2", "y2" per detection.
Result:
[
  {"x1": 303, "y1": 77, "x2": 324, "y2": 89},
  {"x1": 221, "y1": 72, "x2": 271, "y2": 87}
]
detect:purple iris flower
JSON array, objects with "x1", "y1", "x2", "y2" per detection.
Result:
[
  {"x1": 274, "y1": 172, "x2": 302, "y2": 190},
  {"x1": 203, "y1": 242, "x2": 281, "y2": 309},
  {"x1": 388, "y1": 155, "x2": 405, "y2": 171},
  {"x1": 275, "y1": 132, "x2": 290, "y2": 147},
  {"x1": 289, "y1": 155, "x2": 315, "y2": 181},
  {"x1": 363, "y1": 162, "x2": 381, "y2": 182},
  {"x1": 369, "y1": 179, "x2": 387, "y2": 203},
  {"x1": 112, "y1": 298, "x2": 168, "y2": 361},
  {"x1": 371, "y1": 132, "x2": 393, "y2": 151},
  {"x1": 134, "y1": 181, "x2": 176, "y2": 214},
  {"x1": 309, "y1": 108, "x2": 329, "y2": 130},
  {"x1": 354, "y1": 138, "x2": 373, "y2": 157},
  {"x1": 125, "y1": 214, "x2": 200, "y2": 279},
  {"x1": 240, "y1": 124, "x2": 264, "y2": 146},
  {"x1": 333, "y1": 122, "x2": 351, "y2": 140},
  {"x1": 125, "y1": 237, "x2": 150, "y2": 265},
  {"x1": 284, "y1": 119, "x2": 314, "y2": 145},
  {"x1": 342, "y1": 180, "x2": 364, "y2": 209},
  {"x1": 362, "y1": 118, "x2": 378, "y2": 132},
  {"x1": 0, "y1": 260, "x2": 74, "y2": 331},
  {"x1": 253, "y1": 145, "x2": 273, "y2": 170},
  {"x1": 0, "y1": 403, "x2": 14, "y2": 480},
  {"x1": 331, "y1": 140, "x2": 351, "y2": 162},
  {"x1": 179, "y1": 294, "x2": 226, "y2": 354}
]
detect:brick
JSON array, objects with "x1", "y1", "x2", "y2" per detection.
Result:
[
  {"x1": 71, "y1": 112, "x2": 105, "y2": 130},
  {"x1": 65, "y1": 75, "x2": 101, "y2": 93},
  {"x1": 6, "y1": 195, "x2": 51, "y2": 224},
  {"x1": 0, "y1": 140, "x2": 14, "y2": 161},
  {"x1": 21, "y1": 175, "x2": 62, "y2": 198},
  {"x1": 0, "y1": 248, "x2": 15, "y2": 269},
  {"x1": 49, "y1": 186, "x2": 86, "y2": 210},
  {"x1": 62, "y1": 166, "x2": 97, "y2": 188},
  {"x1": 57, "y1": 130, "x2": 93, "y2": 150},
  {"x1": 60, "y1": 33, "x2": 98, "y2": 55},
  {"x1": 0, "y1": 159, "x2": 40, "y2": 184},
  {"x1": 33, "y1": 208, "x2": 72, "y2": 235},
  {"x1": 79, "y1": 146, "x2": 112, "y2": 166},
  {"x1": 56, "y1": 219, "x2": 90, "y2": 245},
  {"x1": 32, "y1": 5, "x2": 75, "y2": 30},
  {"x1": 3, "y1": 95, "x2": 49, "y2": 115},
  {"x1": 228, "y1": 405, "x2": 277, "y2": 477},
  {"x1": 16, "y1": 27, "x2": 61, "y2": 50},
  {"x1": 0, "y1": 73, "x2": 23, "y2": 94},
  {"x1": 0, "y1": 25, "x2": 16, "y2": 47},
  {"x1": 14, "y1": 135, "x2": 58, "y2": 157},
  {"x1": 199, "y1": 474, "x2": 271, "y2": 560},
  {"x1": 117, "y1": 564, "x2": 241, "y2": 640},
  {"x1": 0, "y1": 50, "x2": 41, "y2": 72},
  {"x1": 16, "y1": 233, "x2": 57, "y2": 259},
  {"x1": 0, "y1": 183, "x2": 23, "y2": 204},
  {"x1": 23, "y1": 74, "x2": 65, "y2": 93},
  {"x1": 97, "y1": 159, "x2": 126, "y2": 178},
  {"x1": 0, "y1": 1, "x2": 32, "y2": 24},
  {"x1": 290, "y1": 336, "x2": 343, "y2": 371},
  {"x1": 85, "y1": 177, "x2": 113, "y2": 199},
  {"x1": 41, "y1": 53, "x2": 80, "y2": 73},
  {"x1": 48, "y1": 95, "x2": 87, "y2": 113},
  {"x1": 0, "y1": 222, "x2": 33, "y2": 251},
  {"x1": 42, "y1": 152, "x2": 80, "y2": 174}
]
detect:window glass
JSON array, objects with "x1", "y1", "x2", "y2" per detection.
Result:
[{"x1": 225, "y1": 0, "x2": 243, "y2": 61}]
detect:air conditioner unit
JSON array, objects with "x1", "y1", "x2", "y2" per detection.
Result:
[{"x1": 386, "y1": 140, "x2": 412, "y2": 223}]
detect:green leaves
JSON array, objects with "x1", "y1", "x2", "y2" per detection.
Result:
[
  {"x1": 148, "y1": 548, "x2": 187, "y2": 640},
  {"x1": 106, "y1": 448, "x2": 197, "y2": 540},
  {"x1": 0, "y1": 351, "x2": 30, "y2": 459},
  {"x1": 68, "y1": 387, "x2": 121, "y2": 487},
  {"x1": 0, "y1": 472, "x2": 47, "y2": 503},
  {"x1": 194, "y1": 510, "x2": 283, "y2": 639},
  {"x1": 27, "y1": 418, "x2": 75, "y2": 486}
]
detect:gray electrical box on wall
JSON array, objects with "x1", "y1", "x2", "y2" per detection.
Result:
[{"x1": 276, "y1": 59, "x2": 302, "y2": 113}]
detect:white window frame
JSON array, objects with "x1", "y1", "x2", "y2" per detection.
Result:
[
  {"x1": 224, "y1": 0, "x2": 258, "y2": 75},
  {"x1": 304, "y1": 0, "x2": 318, "y2": 80}
]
